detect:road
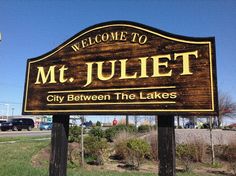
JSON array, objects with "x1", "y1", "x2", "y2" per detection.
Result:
[
  {"x1": 141, "y1": 129, "x2": 236, "y2": 145},
  {"x1": 1, "y1": 128, "x2": 235, "y2": 145},
  {"x1": 0, "y1": 130, "x2": 51, "y2": 137},
  {"x1": 175, "y1": 129, "x2": 236, "y2": 145}
]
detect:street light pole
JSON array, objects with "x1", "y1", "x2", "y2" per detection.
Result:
[
  {"x1": 0, "y1": 110, "x2": 3, "y2": 120},
  {"x1": 12, "y1": 108, "x2": 14, "y2": 117},
  {"x1": 5, "y1": 104, "x2": 9, "y2": 121}
]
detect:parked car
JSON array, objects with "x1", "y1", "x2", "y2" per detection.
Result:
[
  {"x1": 0, "y1": 118, "x2": 34, "y2": 131},
  {"x1": 228, "y1": 123, "x2": 236, "y2": 129},
  {"x1": 0, "y1": 120, "x2": 6, "y2": 127},
  {"x1": 39, "y1": 122, "x2": 52, "y2": 130},
  {"x1": 202, "y1": 121, "x2": 218, "y2": 129},
  {"x1": 184, "y1": 122, "x2": 195, "y2": 129},
  {"x1": 80, "y1": 121, "x2": 93, "y2": 128}
]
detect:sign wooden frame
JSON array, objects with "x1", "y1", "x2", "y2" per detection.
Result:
[{"x1": 22, "y1": 21, "x2": 218, "y2": 115}]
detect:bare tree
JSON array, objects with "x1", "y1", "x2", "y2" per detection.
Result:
[
  {"x1": 218, "y1": 91, "x2": 236, "y2": 128},
  {"x1": 80, "y1": 116, "x2": 84, "y2": 168},
  {"x1": 209, "y1": 116, "x2": 215, "y2": 165},
  {"x1": 134, "y1": 116, "x2": 138, "y2": 127}
]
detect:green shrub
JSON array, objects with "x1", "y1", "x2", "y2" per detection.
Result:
[
  {"x1": 105, "y1": 124, "x2": 137, "y2": 142},
  {"x1": 96, "y1": 121, "x2": 101, "y2": 126},
  {"x1": 211, "y1": 162, "x2": 223, "y2": 168},
  {"x1": 114, "y1": 140, "x2": 129, "y2": 160},
  {"x1": 84, "y1": 136, "x2": 109, "y2": 165},
  {"x1": 176, "y1": 144, "x2": 196, "y2": 172},
  {"x1": 89, "y1": 127, "x2": 104, "y2": 140},
  {"x1": 114, "y1": 124, "x2": 137, "y2": 133},
  {"x1": 69, "y1": 126, "x2": 82, "y2": 142},
  {"x1": 138, "y1": 125, "x2": 151, "y2": 133},
  {"x1": 114, "y1": 131, "x2": 136, "y2": 159},
  {"x1": 126, "y1": 138, "x2": 151, "y2": 169},
  {"x1": 104, "y1": 127, "x2": 116, "y2": 142},
  {"x1": 176, "y1": 136, "x2": 207, "y2": 172},
  {"x1": 68, "y1": 142, "x2": 81, "y2": 167}
]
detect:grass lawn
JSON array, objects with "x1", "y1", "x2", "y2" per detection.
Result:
[
  {"x1": 0, "y1": 139, "x2": 49, "y2": 176},
  {"x1": 0, "y1": 135, "x2": 51, "y2": 143},
  {"x1": 0, "y1": 136, "x2": 224, "y2": 176}
]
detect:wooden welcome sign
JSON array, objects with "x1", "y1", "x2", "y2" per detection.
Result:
[{"x1": 22, "y1": 21, "x2": 218, "y2": 115}]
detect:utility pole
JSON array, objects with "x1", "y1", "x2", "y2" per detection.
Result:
[
  {"x1": 134, "y1": 116, "x2": 138, "y2": 127},
  {"x1": 5, "y1": 104, "x2": 9, "y2": 121},
  {"x1": 12, "y1": 108, "x2": 14, "y2": 117},
  {"x1": 126, "y1": 115, "x2": 129, "y2": 126}
]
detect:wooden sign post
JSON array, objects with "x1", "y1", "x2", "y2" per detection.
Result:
[
  {"x1": 22, "y1": 21, "x2": 218, "y2": 176},
  {"x1": 158, "y1": 116, "x2": 176, "y2": 176},
  {"x1": 49, "y1": 115, "x2": 69, "y2": 176}
]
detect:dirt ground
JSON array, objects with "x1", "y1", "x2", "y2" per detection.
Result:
[
  {"x1": 31, "y1": 129, "x2": 236, "y2": 175},
  {"x1": 31, "y1": 144, "x2": 236, "y2": 175}
]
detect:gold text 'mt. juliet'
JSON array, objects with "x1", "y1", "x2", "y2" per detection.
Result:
[{"x1": 34, "y1": 50, "x2": 198, "y2": 87}]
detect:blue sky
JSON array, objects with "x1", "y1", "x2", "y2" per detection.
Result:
[{"x1": 0, "y1": 0, "x2": 236, "y2": 116}]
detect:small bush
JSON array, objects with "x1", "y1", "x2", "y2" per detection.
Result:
[
  {"x1": 191, "y1": 137, "x2": 207, "y2": 163},
  {"x1": 138, "y1": 125, "x2": 151, "y2": 133},
  {"x1": 69, "y1": 126, "x2": 82, "y2": 142},
  {"x1": 104, "y1": 127, "x2": 116, "y2": 142},
  {"x1": 176, "y1": 144, "x2": 195, "y2": 172},
  {"x1": 115, "y1": 124, "x2": 137, "y2": 133},
  {"x1": 114, "y1": 131, "x2": 136, "y2": 159},
  {"x1": 176, "y1": 136, "x2": 207, "y2": 172},
  {"x1": 114, "y1": 140, "x2": 129, "y2": 160},
  {"x1": 145, "y1": 130, "x2": 158, "y2": 161},
  {"x1": 221, "y1": 142, "x2": 236, "y2": 175},
  {"x1": 126, "y1": 138, "x2": 151, "y2": 169},
  {"x1": 89, "y1": 127, "x2": 104, "y2": 140},
  {"x1": 68, "y1": 142, "x2": 81, "y2": 167},
  {"x1": 184, "y1": 135, "x2": 207, "y2": 162},
  {"x1": 84, "y1": 136, "x2": 109, "y2": 165},
  {"x1": 105, "y1": 124, "x2": 137, "y2": 142},
  {"x1": 96, "y1": 121, "x2": 101, "y2": 126},
  {"x1": 211, "y1": 162, "x2": 223, "y2": 168}
]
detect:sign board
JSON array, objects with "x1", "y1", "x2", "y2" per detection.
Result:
[{"x1": 22, "y1": 21, "x2": 218, "y2": 115}]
